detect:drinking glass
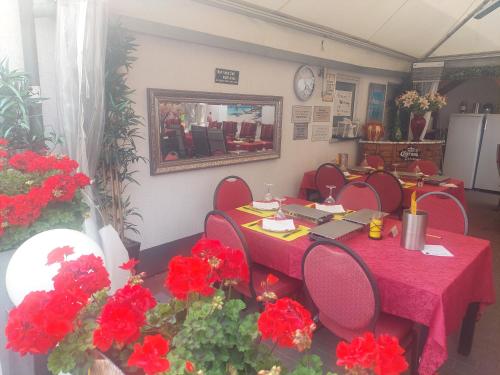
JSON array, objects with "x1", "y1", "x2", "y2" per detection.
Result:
[
  {"x1": 392, "y1": 163, "x2": 401, "y2": 179},
  {"x1": 360, "y1": 153, "x2": 369, "y2": 167},
  {"x1": 274, "y1": 197, "x2": 287, "y2": 220},
  {"x1": 324, "y1": 185, "x2": 336, "y2": 205},
  {"x1": 264, "y1": 183, "x2": 273, "y2": 202}
]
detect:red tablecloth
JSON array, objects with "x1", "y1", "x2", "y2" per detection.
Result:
[
  {"x1": 227, "y1": 140, "x2": 265, "y2": 152},
  {"x1": 298, "y1": 170, "x2": 468, "y2": 211},
  {"x1": 225, "y1": 198, "x2": 494, "y2": 375}
]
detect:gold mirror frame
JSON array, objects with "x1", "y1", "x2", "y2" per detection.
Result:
[{"x1": 147, "y1": 89, "x2": 283, "y2": 175}]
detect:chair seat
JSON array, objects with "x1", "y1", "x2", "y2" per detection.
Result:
[
  {"x1": 320, "y1": 311, "x2": 414, "y2": 342},
  {"x1": 235, "y1": 264, "x2": 302, "y2": 299}
]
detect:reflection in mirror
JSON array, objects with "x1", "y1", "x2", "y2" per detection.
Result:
[{"x1": 148, "y1": 89, "x2": 283, "y2": 175}]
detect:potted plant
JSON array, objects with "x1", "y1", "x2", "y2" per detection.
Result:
[
  {"x1": 96, "y1": 23, "x2": 146, "y2": 260},
  {"x1": 5, "y1": 238, "x2": 409, "y2": 375}
]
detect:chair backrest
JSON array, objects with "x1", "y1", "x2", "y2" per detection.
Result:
[
  {"x1": 239, "y1": 122, "x2": 257, "y2": 139},
  {"x1": 416, "y1": 191, "x2": 468, "y2": 235},
  {"x1": 408, "y1": 160, "x2": 439, "y2": 175},
  {"x1": 314, "y1": 163, "x2": 347, "y2": 200},
  {"x1": 169, "y1": 124, "x2": 187, "y2": 157},
  {"x1": 207, "y1": 128, "x2": 227, "y2": 155},
  {"x1": 213, "y1": 175, "x2": 253, "y2": 211},
  {"x1": 204, "y1": 210, "x2": 255, "y2": 297},
  {"x1": 366, "y1": 155, "x2": 385, "y2": 169},
  {"x1": 260, "y1": 124, "x2": 274, "y2": 141},
  {"x1": 337, "y1": 181, "x2": 381, "y2": 211},
  {"x1": 302, "y1": 240, "x2": 380, "y2": 335},
  {"x1": 191, "y1": 125, "x2": 211, "y2": 157},
  {"x1": 222, "y1": 121, "x2": 238, "y2": 139},
  {"x1": 365, "y1": 171, "x2": 403, "y2": 214}
]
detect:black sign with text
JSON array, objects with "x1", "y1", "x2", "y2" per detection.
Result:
[{"x1": 215, "y1": 68, "x2": 239, "y2": 85}]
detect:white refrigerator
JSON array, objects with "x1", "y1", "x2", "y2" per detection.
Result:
[{"x1": 443, "y1": 113, "x2": 500, "y2": 191}]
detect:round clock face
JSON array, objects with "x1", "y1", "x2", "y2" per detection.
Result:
[{"x1": 294, "y1": 65, "x2": 315, "y2": 101}]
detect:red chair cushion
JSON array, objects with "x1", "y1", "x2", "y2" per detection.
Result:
[
  {"x1": 315, "y1": 164, "x2": 346, "y2": 200},
  {"x1": 366, "y1": 172, "x2": 402, "y2": 214},
  {"x1": 408, "y1": 160, "x2": 439, "y2": 175},
  {"x1": 214, "y1": 177, "x2": 252, "y2": 211}
]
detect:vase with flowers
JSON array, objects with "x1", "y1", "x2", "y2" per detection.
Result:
[
  {"x1": 395, "y1": 90, "x2": 447, "y2": 141},
  {"x1": 5, "y1": 238, "x2": 409, "y2": 375}
]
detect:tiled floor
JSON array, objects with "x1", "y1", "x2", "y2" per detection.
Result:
[{"x1": 144, "y1": 190, "x2": 500, "y2": 374}]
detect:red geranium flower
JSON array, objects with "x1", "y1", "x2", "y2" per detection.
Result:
[
  {"x1": 127, "y1": 335, "x2": 170, "y2": 375},
  {"x1": 266, "y1": 273, "x2": 279, "y2": 286},
  {"x1": 258, "y1": 297, "x2": 315, "y2": 352},
  {"x1": 120, "y1": 258, "x2": 139, "y2": 271},
  {"x1": 46, "y1": 246, "x2": 74, "y2": 265},
  {"x1": 185, "y1": 360, "x2": 195, "y2": 372},
  {"x1": 165, "y1": 255, "x2": 214, "y2": 300},
  {"x1": 374, "y1": 334, "x2": 409, "y2": 375},
  {"x1": 191, "y1": 238, "x2": 225, "y2": 259}
]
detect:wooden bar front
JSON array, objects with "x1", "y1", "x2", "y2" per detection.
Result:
[{"x1": 359, "y1": 140, "x2": 444, "y2": 170}]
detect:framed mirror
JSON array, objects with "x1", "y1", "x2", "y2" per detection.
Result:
[{"x1": 147, "y1": 89, "x2": 283, "y2": 175}]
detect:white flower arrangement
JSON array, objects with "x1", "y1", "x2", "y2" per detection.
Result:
[{"x1": 396, "y1": 90, "x2": 447, "y2": 115}]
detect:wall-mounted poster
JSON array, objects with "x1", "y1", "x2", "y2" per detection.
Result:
[
  {"x1": 322, "y1": 70, "x2": 336, "y2": 102},
  {"x1": 293, "y1": 122, "x2": 308, "y2": 140},
  {"x1": 292, "y1": 105, "x2": 312, "y2": 122},
  {"x1": 366, "y1": 83, "x2": 387, "y2": 123},
  {"x1": 311, "y1": 124, "x2": 330, "y2": 141},
  {"x1": 313, "y1": 106, "x2": 331, "y2": 122},
  {"x1": 334, "y1": 90, "x2": 352, "y2": 117}
]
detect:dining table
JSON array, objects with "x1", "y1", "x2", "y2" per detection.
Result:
[
  {"x1": 297, "y1": 169, "x2": 468, "y2": 211},
  {"x1": 224, "y1": 197, "x2": 495, "y2": 375}
]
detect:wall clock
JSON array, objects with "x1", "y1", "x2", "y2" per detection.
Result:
[{"x1": 294, "y1": 65, "x2": 315, "y2": 101}]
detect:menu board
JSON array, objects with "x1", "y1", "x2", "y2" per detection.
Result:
[
  {"x1": 291, "y1": 105, "x2": 312, "y2": 123},
  {"x1": 293, "y1": 122, "x2": 309, "y2": 140},
  {"x1": 313, "y1": 106, "x2": 331, "y2": 122},
  {"x1": 334, "y1": 90, "x2": 353, "y2": 117},
  {"x1": 311, "y1": 124, "x2": 330, "y2": 141}
]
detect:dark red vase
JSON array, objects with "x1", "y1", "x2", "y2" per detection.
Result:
[{"x1": 410, "y1": 114, "x2": 426, "y2": 141}]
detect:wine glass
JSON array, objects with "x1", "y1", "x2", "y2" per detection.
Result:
[
  {"x1": 274, "y1": 197, "x2": 287, "y2": 220},
  {"x1": 324, "y1": 185, "x2": 336, "y2": 205},
  {"x1": 264, "y1": 183, "x2": 273, "y2": 202},
  {"x1": 392, "y1": 163, "x2": 401, "y2": 179},
  {"x1": 360, "y1": 153, "x2": 369, "y2": 167}
]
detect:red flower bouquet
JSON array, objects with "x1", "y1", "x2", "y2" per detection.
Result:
[{"x1": 0, "y1": 139, "x2": 90, "y2": 251}]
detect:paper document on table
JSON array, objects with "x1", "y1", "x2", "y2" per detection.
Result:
[
  {"x1": 343, "y1": 171, "x2": 351, "y2": 177},
  {"x1": 262, "y1": 218, "x2": 295, "y2": 231},
  {"x1": 439, "y1": 183, "x2": 458, "y2": 188},
  {"x1": 252, "y1": 201, "x2": 279, "y2": 210},
  {"x1": 315, "y1": 204, "x2": 345, "y2": 214},
  {"x1": 422, "y1": 245, "x2": 454, "y2": 257}
]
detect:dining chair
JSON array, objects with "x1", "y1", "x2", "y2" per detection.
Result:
[
  {"x1": 314, "y1": 163, "x2": 347, "y2": 201},
  {"x1": 416, "y1": 191, "x2": 468, "y2": 235},
  {"x1": 207, "y1": 128, "x2": 227, "y2": 155},
  {"x1": 213, "y1": 176, "x2": 253, "y2": 211},
  {"x1": 204, "y1": 210, "x2": 302, "y2": 301},
  {"x1": 366, "y1": 154, "x2": 385, "y2": 169},
  {"x1": 365, "y1": 170, "x2": 403, "y2": 215},
  {"x1": 239, "y1": 122, "x2": 257, "y2": 140},
  {"x1": 222, "y1": 121, "x2": 238, "y2": 140},
  {"x1": 408, "y1": 160, "x2": 439, "y2": 175},
  {"x1": 336, "y1": 181, "x2": 381, "y2": 211},
  {"x1": 260, "y1": 124, "x2": 274, "y2": 149},
  {"x1": 302, "y1": 240, "x2": 418, "y2": 375},
  {"x1": 191, "y1": 125, "x2": 211, "y2": 157}
]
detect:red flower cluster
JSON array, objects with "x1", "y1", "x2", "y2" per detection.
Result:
[
  {"x1": 46, "y1": 245, "x2": 74, "y2": 265},
  {"x1": 336, "y1": 332, "x2": 408, "y2": 375},
  {"x1": 0, "y1": 148, "x2": 90, "y2": 236},
  {"x1": 53, "y1": 254, "x2": 110, "y2": 302},
  {"x1": 191, "y1": 238, "x2": 249, "y2": 285},
  {"x1": 127, "y1": 335, "x2": 170, "y2": 375},
  {"x1": 165, "y1": 255, "x2": 215, "y2": 300},
  {"x1": 120, "y1": 258, "x2": 139, "y2": 271},
  {"x1": 93, "y1": 283, "x2": 156, "y2": 351},
  {"x1": 258, "y1": 297, "x2": 316, "y2": 352}
]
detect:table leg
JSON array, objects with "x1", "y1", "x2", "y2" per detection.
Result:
[{"x1": 458, "y1": 302, "x2": 480, "y2": 356}]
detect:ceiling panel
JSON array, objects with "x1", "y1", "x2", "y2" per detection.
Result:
[{"x1": 240, "y1": 0, "x2": 291, "y2": 11}]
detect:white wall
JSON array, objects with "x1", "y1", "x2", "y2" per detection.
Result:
[
  {"x1": 438, "y1": 78, "x2": 500, "y2": 129},
  {"x1": 125, "y1": 33, "x2": 399, "y2": 249}
]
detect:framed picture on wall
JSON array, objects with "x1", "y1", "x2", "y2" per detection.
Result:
[
  {"x1": 332, "y1": 75, "x2": 359, "y2": 135},
  {"x1": 366, "y1": 83, "x2": 387, "y2": 123}
]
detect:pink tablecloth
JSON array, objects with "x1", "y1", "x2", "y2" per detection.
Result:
[
  {"x1": 225, "y1": 197, "x2": 494, "y2": 375},
  {"x1": 298, "y1": 170, "x2": 468, "y2": 211}
]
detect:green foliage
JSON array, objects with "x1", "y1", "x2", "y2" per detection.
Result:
[
  {"x1": 287, "y1": 355, "x2": 336, "y2": 375},
  {"x1": 168, "y1": 291, "x2": 278, "y2": 375},
  {"x1": 47, "y1": 289, "x2": 109, "y2": 375},
  {"x1": 0, "y1": 59, "x2": 44, "y2": 147},
  {"x1": 96, "y1": 22, "x2": 146, "y2": 239},
  {"x1": 443, "y1": 65, "x2": 500, "y2": 81}
]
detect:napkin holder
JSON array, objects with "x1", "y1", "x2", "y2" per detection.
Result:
[{"x1": 401, "y1": 209, "x2": 428, "y2": 250}]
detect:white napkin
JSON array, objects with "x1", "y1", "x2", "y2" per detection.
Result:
[
  {"x1": 422, "y1": 245, "x2": 454, "y2": 257},
  {"x1": 398, "y1": 178, "x2": 405, "y2": 185},
  {"x1": 343, "y1": 171, "x2": 351, "y2": 177},
  {"x1": 315, "y1": 203, "x2": 345, "y2": 214},
  {"x1": 262, "y1": 218, "x2": 295, "y2": 231},
  {"x1": 252, "y1": 201, "x2": 279, "y2": 210},
  {"x1": 439, "y1": 183, "x2": 458, "y2": 188}
]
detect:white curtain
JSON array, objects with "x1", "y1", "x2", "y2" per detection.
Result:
[{"x1": 54, "y1": 0, "x2": 107, "y2": 178}]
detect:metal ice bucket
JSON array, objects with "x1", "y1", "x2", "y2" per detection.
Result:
[{"x1": 401, "y1": 209, "x2": 428, "y2": 250}]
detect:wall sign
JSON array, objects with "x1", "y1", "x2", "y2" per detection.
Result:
[
  {"x1": 313, "y1": 106, "x2": 331, "y2": 122},
  {"x1": 215, "y1": 68, "x2": 239, "y2": 85},
  {"x1": 311, "y1": 124, "x2": 330, "y2": 142},
  {"x1": 399, "y1": 146, "x2": 421, "y2": 161},
  {"x1": 366, "y1": 83, "x2": 387, "y2": 123},
  {"x1": 322, "y1": 70, "x2": 336, "y2": 102},
  {"x1": 293, "y1": 122, "x2": 309, "y2": 140},
  {"x1": 291, "y1": 105, "x2": 312, "y2": 122}
]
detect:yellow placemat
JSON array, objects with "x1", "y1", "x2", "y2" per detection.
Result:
[
  {"x1": 346, "y1": 174, "x2": 363, "y2": 180},
  {"x1": 402, "y1": 182, "x2": 417, "y2": 189},
  {"x1": 332, "y1": 209, "x2": 355, "y2": 221},
  {"x1": 236, "y1": 205, "x2": 276, "y2": 218},
  {"x1": 242, "y1": 220, "x2": 310, "y2": 241}
]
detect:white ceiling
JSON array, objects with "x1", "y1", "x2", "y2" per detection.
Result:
[{"x1": 221, "y1": 0, "x2": 500, "y2": 59}]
